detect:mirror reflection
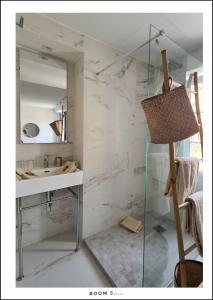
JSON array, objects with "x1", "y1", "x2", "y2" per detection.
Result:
[
  {"x1": 23, "y1": 123, "x2": 40, "y2": 138},
  {"x1": 19, "y1": 49, "x2": 68, "y2": 143}
]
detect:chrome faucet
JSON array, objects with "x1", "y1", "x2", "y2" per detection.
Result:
[{"x1": 44, "y1": 155, "x2": 49, "y2": 168}]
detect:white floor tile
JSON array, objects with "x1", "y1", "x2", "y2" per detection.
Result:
[{"x1": 16, "y1": 231, "x2": 112, "y2": 287}]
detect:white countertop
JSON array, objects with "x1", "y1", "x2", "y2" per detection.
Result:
[{"x1": 16, "y1": 168, "x2": 83, "y2": 198}]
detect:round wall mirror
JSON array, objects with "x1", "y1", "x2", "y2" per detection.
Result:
[{"x1": 22, "y1": 123, "x2": 40, "y2": 138}]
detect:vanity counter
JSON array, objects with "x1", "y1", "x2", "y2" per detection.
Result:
[{"x1": 16, "y1": 168, "x2": 83, "y2": 198}]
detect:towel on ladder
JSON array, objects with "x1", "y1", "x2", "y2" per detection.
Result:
[
  {"x1": 164, "y1": 157, "x2": 200, "y2": 204},
  {"x1": 185, "y1": 191, "x2": 203, "y2": 257}
]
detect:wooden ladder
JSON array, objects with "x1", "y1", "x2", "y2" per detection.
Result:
[
  {"x1": 161, "y1": 50, "x2": 203, "y2": 287},
  {"x1": 193, "y1": 71, "x2": 203, "y2": 157}
]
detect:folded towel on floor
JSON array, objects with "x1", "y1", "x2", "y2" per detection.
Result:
[
  {"x1": 119, "y1": 216, "x2": 143, "y2": 233},
  {"x1": 16, "y1": 167, "x2": 37, "y2": 180},
  {"x1": 185, "y1": 191, "x2": 203, "y2": 256},
  {"x1": 164, "y1": 157, "x2": 200, "y2": 204}
]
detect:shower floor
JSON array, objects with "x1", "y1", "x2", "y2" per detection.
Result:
[{"x1": 84, "y1": 211, "x2": 202, "y2": 287}]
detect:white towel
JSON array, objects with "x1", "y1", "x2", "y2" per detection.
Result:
[
  {"x1": 164, "y1": 157, "x2": 199, "y2": 204},
  {"x1": 185, "y1": 191, "x2": 203, "y2": 256},
  {"x1": 148, "y1": 153, "x2": 169, "y2": 182},
  {"x1": 54, "y1": 161, "x2": 77, "y2": 175},
  {"x1": 16, "y1": 167, "x2": 37, "y2": 180},
  {"x1": 148, "y1": 153, "x2": 170, "y2": 215}
]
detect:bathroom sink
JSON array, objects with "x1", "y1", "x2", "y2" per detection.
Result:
[
  {"x1": 16, "y1": 167, "x2": 83, "y2": 198},
  {"x1": 33, "y1": 166, "x2": 62, "y2": 177}
]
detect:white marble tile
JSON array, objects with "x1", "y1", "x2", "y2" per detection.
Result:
[
  {"x1": 16, "y1": 13, "x2": 148, "y2": 244},
  {"x1": 17, "y1": 189, "x2": 75, "y2": 247},
  {"x1": 83, "y1": 54, "x2": 147, "y2": 237},
  {"x1": 16, "y1": 231, "x2": 111, "y2": 287}
]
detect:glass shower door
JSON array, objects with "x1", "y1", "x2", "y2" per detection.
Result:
[{"x1": 142, "y1": 24, "x2": 203, "y2": 287}]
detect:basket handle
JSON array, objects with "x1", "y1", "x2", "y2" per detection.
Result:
[{"x1": 162, "y1": 76, "x2": 173, "y2": 93}]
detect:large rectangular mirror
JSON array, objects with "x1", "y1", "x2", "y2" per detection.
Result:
[{"x1": 18, "y1": 48, "x2": 68, "y2": 143}]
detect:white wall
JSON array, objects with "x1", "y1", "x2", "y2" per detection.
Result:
[
  {"x1": 16, "y1": 13, "x2": 147, "y2": 245},
  {"x1": 16, "y1": 190, "x2": 76, "y2": 248},
  {"x1": 82, "y1": 39, "x2": 147, "y2": 237}
]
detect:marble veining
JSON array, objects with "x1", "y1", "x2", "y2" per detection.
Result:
[
  {"x1": 105, "y1": 193, "x2": 144, "y2": 211},
  {"x1": 17, "y1": 189, "x2": 75, "y2": 247},
  {"x1": 83, "y1": 54, "x2": 147, "y2": 236},
  {"x1": 134, "y1": 166, "x2": 146, "y2": 175},
  {"x1": 84, "y1": 75, "x2": 109, "y2": 86},
  {"x1": 114, "y1": 57, "x2": 134, "y2": 79},
  {"x1": 17, "y1": 13, "x2": 148, "y2": 242},
  {"x1": 73, "y1": 34, "x2": 84, "y2": 48},
  {"x1": 85, "y1": 212, "x2": 202, "y2": 287},
  {"x1": 84, "y1": 169, "x2": 125, "y2": 194},
  {"x1": 92, "y1": 94, "x2": 111, "y2": 110}
]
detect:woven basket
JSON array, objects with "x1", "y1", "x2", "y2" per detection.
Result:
[
  {"x1": 174, "y1": 260, "x2": 203, "y2": 287},
  {"x1": 141, "y1": 85, "x2": 199, "y2": 144}
]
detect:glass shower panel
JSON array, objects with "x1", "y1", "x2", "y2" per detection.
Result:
[{"x1": 142, "y1": 24, "x2": 202, "y2": 287}]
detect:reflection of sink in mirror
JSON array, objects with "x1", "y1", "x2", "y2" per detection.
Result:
[{"x1": 33, "y1": 166, "x2": 62, "y2": 177}]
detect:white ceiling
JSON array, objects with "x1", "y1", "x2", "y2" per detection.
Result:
[{"x1": 45, "y1": 13, "x2": 203, "y2": 61}]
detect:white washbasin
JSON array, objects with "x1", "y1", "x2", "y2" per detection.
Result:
[
  {"x1": 16, "y1": 167, "x2": 83, "y2": 198},
  {"x1": 33, "y1": 166, "x2": 62, "y2": 177}
]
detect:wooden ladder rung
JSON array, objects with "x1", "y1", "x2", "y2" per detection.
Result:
[
  {"x1": 184, "y1": 243, "x2": 197, "y2": 256},
  {"x1": 179, "y1": 202, "x2": 190, "y2": 209},
  {"x1": 161, "y1": 51, "x2": 203, "y2": 287}
]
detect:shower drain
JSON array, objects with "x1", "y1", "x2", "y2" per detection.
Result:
[{"x1": 153, "y1": 225, "x2": 166, "y2": 233}]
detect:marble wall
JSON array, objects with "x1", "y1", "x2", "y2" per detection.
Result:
[
  {"x1": 16, "y1": 13, "x2": 148, "y2": 244},
  {"x1": 83, "y1": 41, "x2": 148, "y2": 237},
  {"x1": 16, "y1": 190, "x2": 76, "y2": 248}
]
